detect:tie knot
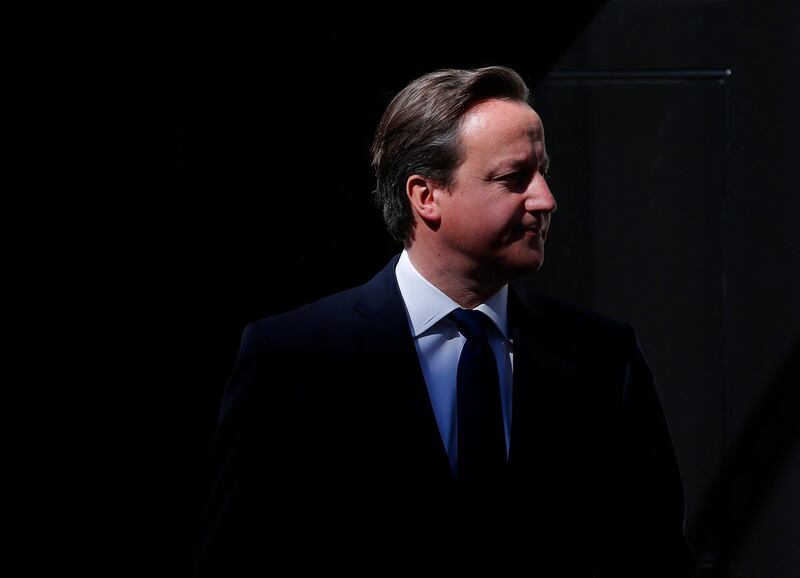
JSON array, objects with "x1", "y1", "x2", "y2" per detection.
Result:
[{"x1": 449, "y1": 308, "x2": 493, "y2": 341}]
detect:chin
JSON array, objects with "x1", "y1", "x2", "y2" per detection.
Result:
[{"x1": 504, "y1": 254, "x2": 544, "y2": 279}]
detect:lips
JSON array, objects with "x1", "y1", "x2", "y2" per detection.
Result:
[{"x1": 518, "y1": 219, "x2": 547, "y2": 240}]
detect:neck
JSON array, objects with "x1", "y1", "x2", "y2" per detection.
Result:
[{"x1": 405, "y1": 244, "x2": 506, "y2": 309}]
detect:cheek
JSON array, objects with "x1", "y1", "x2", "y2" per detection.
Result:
[{"x1": 475, "y1": 212, "x2": 520, "y2": 246}]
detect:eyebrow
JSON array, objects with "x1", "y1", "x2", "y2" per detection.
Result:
[{"x1": 489, "y1": 153, "x2": 550, "y2": 176}]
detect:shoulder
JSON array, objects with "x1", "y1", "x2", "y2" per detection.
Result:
[
  {"x1": 510, "y1": 284, "x2": 639, "y2": 363},
  {"x1": 245, "y1": 254, "x2": 402, "y2": 352},
  {"x1": 246, "y1": 285, "x2": 365, "y2": 352},
  {"x1": 520, "y1": 289, "x2": 631, "y2": 337}
]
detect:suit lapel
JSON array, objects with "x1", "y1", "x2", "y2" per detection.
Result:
[
  {"x1": 354, "y1": 255, "x2": 455, "y2": 484},
  {"x1": 507, "y1": 284, "x2": 581, "y2": 473},
  {"x1": 350, "y1": 259, "x2": 584, "y2": 486}
]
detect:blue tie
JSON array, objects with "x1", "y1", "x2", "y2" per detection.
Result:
[{"x1": 449, "y1": 308, "x2": 507, "y2": 505}]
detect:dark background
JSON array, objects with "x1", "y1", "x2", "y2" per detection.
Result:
[{"x1": 13, "y1": 1, "x2": 797, "y2": 575}]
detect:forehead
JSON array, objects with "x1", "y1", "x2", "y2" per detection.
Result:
[{"x1": 458, "y1": 99, "x2": 545, "y2": 164}]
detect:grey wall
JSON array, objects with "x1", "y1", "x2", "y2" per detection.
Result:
[{"x1": 522, "y1": 2, "x2": 800, "y2": 576}]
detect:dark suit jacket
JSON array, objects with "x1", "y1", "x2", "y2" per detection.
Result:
[{"x1": 194, "y1": 254, "x2": 696, "y2": 577}]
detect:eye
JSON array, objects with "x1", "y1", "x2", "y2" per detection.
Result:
[
  {"x1": 502, "y1": 172, "x2": 524, "y2": 183},
  {"x1": 497, "y1": 169, "x2": 532, "y2": 186}
]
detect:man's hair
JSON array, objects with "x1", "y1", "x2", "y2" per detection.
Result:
[{"x1": 371, "y1": 66, "x2": 531, "y2": 243}]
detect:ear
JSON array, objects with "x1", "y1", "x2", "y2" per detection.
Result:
[{"x1": 406, "y1": 175, "x2": 443, "y2": 225}]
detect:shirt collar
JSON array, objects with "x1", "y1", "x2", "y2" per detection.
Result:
[{"x1": 395, "y1": 249, "x2": 509, "y2": 339}]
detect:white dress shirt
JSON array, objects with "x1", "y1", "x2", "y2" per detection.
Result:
[{"x1": 394, "y1": 249, "x2": 514, "y2": 474}]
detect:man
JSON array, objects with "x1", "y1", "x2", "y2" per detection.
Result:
[{"x1": 195, "y1": 66, "x2": 697, "y2": 576}]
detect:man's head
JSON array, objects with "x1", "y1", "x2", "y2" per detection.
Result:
[{"x1": 371, "y1": 66, "x2": 556, "y2": 284}]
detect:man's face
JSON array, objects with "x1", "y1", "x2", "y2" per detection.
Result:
[{"x1": 433, "y1": 98, "x2": 557, "y2": 281}]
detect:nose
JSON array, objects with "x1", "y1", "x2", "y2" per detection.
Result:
[{"x1": 524, "y1": 172, "x2": 557, "y2": 215}]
